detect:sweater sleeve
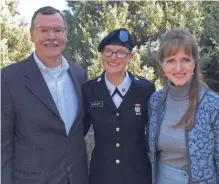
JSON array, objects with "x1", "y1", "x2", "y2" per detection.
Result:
[
  {"x1": 147, "y1": 94, "x2": 154, "y2": 161},
  {"x1": 214, "y1": 113, "x2": 219, "y2": 183}
]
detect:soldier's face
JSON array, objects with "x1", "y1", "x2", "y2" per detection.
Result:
[{"x1": 101, "y1": 45, "x2": 133, "y2": 76}]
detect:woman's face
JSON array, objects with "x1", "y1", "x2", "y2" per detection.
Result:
[
  {"x1": 161, "y1": 48, "x2": 196, "y2": 86},
  {"x1": 101, "y1": 45, "x2": 133, "y2": 76}
]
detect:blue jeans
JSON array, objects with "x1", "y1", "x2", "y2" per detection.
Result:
[{"x1": 156, "y1": 162, "x2": 189, "y2": 184}]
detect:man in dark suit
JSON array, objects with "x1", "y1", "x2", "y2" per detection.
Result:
[
  {"x1": 83, "y1": 28, "x2": 155, "y2": 184},
  {"x1": 1, "y1": 6, "x2": 89, "y2": 184}
]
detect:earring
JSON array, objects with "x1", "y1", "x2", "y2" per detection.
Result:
[{"x1": 193, "y1": 68, "x2": 195, "y2": 75}]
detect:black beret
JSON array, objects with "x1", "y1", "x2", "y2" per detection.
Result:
[{"x1": 98, "y1": 28, "x2": 134, "y2": 52}]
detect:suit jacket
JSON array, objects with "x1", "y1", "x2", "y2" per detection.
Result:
[
  {"x1": 1, "y1": 54, "x2": 89, "y2": 184},
  {"x1": 148, "y1": 87, "x2": 219, "y2": 184},
  {"x1": 83, "y1": 72, "x2": 155, "y2": 184}
]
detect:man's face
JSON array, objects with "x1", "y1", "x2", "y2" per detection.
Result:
[
  {"x1": 101, "y1": 45, "x2": 133, "y2": 76},
  {"x1": 30, "y1": 13, "x2": 67, "y2": 62}
]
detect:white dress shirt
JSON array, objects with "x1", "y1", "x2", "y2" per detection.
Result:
[
  {"x1": 105, "y1": 71, "x2": 131, "y2": 108},
  {"x1": 34, "y1": 52, "x2": 78, "y2": 135}
]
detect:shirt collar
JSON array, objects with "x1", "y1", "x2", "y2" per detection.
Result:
[
  {"x1": 33, "y1": 52, "x2": 69, "y2": 72},
  {"x1": 105, "y1": 71, "x2": 131, "y2": 96}
]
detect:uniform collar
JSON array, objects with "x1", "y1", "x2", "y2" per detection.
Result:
[{"x1": 104, "y1": 71, "x2": 131, "y2": 96}]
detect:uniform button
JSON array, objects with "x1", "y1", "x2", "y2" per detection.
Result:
[
  {"x1": 116, "y1": 143, "x2": 120, "y2": 147},
  {"x1": 115, "y1": 159, "x2": 120, "y2": 164},
  {"x1": 116, "y1": 113, "x2": 120, "y2": 116},
  {"x1": 67, "y1": 166, "x2": 71, "y2": 171},
  {"x1": 116, "y1": 127, "x2": 120, "y2": 132}
]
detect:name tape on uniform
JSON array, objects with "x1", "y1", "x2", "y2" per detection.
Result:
[{"x1": 89, "y1": 101, "x2": 103, "y2": 108}]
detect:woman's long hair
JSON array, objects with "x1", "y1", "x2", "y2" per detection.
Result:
[{"x1": 157, "y1": 28, "x2": 201, "y2": 130}]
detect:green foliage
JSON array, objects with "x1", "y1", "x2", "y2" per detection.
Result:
[
  {"x1": 201, "y1": 1, "x2": 219, "y2": 45},
  {"x1": 201, "y1": 40, "x2": 219, "y2": 92},
  {"x1": 2, "y1": 0, "x2": 217, "y2": 91},
  {"x1": 64, "y1": 0, "x2": 204, "y2": 90},
  {"x1": 87, "y1": 52, "x2": 103, "y2": 79},
  {"x1": 0, "y1": 0, "x2": 33, "y2": 68},
  {"x1": 128, "y1": 48, "x2": 154, "y2": 80},
  {"x1": 200, "y1": 1, "x2": 219, "y2": 93}
]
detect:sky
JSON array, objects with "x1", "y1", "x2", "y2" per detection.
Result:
[{"x1": 17, "y1": 0, "x2": 68, "y2": 23}]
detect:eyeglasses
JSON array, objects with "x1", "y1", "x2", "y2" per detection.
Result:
[
  {"x1": 102, "y1": 49, "x2": 130, "y2": 59},
  {"x1": 34, "y1": 26, "x2": 66, "y2": 37}
]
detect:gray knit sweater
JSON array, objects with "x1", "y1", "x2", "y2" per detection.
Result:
[{"x1": 158, "y1": 80, "x2": 191, "y2": 169}]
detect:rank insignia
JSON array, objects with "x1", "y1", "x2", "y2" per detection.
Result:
[{"x1": 134, "y1": 104, "x2": 141, "y2": 115}]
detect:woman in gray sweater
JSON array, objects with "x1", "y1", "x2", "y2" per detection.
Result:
[{"x1": 147, "y1": 28, "x2": 219, "y2": 184}]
